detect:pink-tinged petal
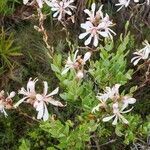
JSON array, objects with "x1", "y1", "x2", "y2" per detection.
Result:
[
  {"x1": 83, "y1": 51, "x2": 91, "y2": 62},
  {"x1": 43, "y1": 81, "x2": 48, "y2": 96},
  {"x1": 18, "y1": 88, "x2": 27, "y2": 95},
  {"x1": 37, "y1": 0, "x2": 43, "y2": 8},
  {"x1": 3, "y1": 109, "x2": 8, "y2": 117},
  {"x1": 44, "y1": 0, "x2": 53, "y2": 6},
  {"x1": 93, "y1": 35, "x2": 99, "y2": 47},
  {"x1": 84, "y1": 35, "x2": 92, "y2": 46},
  {"x1": 43, "y1": 103, "x2": 49, "y2": 121},
  {"x1": 65, "y1": 10, "x2": 72, "y2": 16},
  {"x1": 79, "y1": 32, "x2": 89, "y2": 39},
  {"x1": 119, "y1": 114, "x2": 129, "y2": 124},
  {"x1": 23, "y1": 0, "x2": 29, "y2": 4},
  {"x1": 53, "y1": 11, "x2": 59, "y2": 17},
  {"x1": 76, "y1": 70, "x2": 84, "y2": 79},
  {"x1": 84, "y1": 9, "x2": 91, "y2": 17},
  {"x1": 58, "y1": 13, "x2": 63, "y2": 20},
  {"x1": 61, "y1": 67, "x2": 71, "y2": 75},
  {"x1": 121, "y1": 107, "x2": 133, "y2": 113},
  {"x1": 126, "y1": 97, "x2": 136, "y2": 104},
  {"x1": 133, "y1": 57, "x2": 141, "y2": 66},
  {"x1": 13, "y1": 97, "x2": 27, "y2": 108},
  {"x1": 91, "y1": 3, "x2": 96, "y2": 12},
  {"x1": 36, "y1": 101, "x2": 44, "y2": 111},
  {"x1": 108, "y1": 28, "x2": 116, "y2": 36},
  {"x1": 47, "y1": 87, "x2": 59, "y2": 97},
  {"x1": 8, "y1": 91, "x2": 16, "y2": 99},
  {"x1": 116, "y1": 5, "x2": 124, "y2": 12},
  {"x1": 47, "y1": 98, "x2": 65, "y2": 107},
  {"x1": 80, "y1": 23, "x2": 90, "y2": 30},
  {"x1": 73, "y1": 50, "x2": 79, "y2": 61},
  {"x1": 51, "y1": 7, "x2": 59, "y2": 11},
  {"x1": 112, "y1": 116, "x2": 118, "y2": 125},
  {"x1": 131, "y1": 56, "x2": 140, "y2": 63},
  {"x1": 99, "y1": 31, "x2": 108, "y2": 38},
  {"x1": 102, "y1": 115, "x2": 115, "y2": 122},
  {"x1": 27, "y1": 78, "x2": 38, "y2": 93},
  {"x1": 36, "y1": 94, "x2": 43, "y2": 101},
  {"x1": 143, "y1": 48, "x2": 150, "y2": 59},
  {"x1": 126, "y1": 0, "x2": 130, "y2": 7},
  {"x1": 81, "y1": 22, "x2": 93, "y2": 29},
  {"x1": 37, "y1": 105, "x2": 44, "y2": 120}
]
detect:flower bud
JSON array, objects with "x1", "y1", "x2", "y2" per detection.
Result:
[{"x1": 76, "y1": 70, "x2": 84, "y2": 79}]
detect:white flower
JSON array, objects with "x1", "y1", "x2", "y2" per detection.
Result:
[
  {"x1": 0, "y1": 90, "x2": 4, "y2": 98},
  {"x1": 79, "y1": 11, "x2": 115, "y2": 47},
  {"x1": 92, "y1": 84, "x2": 120, "y2": 113},
  {"x1": 14, "y1": 78, "x2": 38, "y2": 108},
  {"x1": 34, "y1": 81, "x2": 64, "y2": 121},
  {"x1": 48, "y1": 0, "x2": 76, "y2": 20},
  {"x1": 83, "y1": 51, "x2": 92, "y2": 63},
  {"x1": 122, "y1": 96, "x2": 136, "y2": 110},
  {"x1": 134, "y1": 0, "x2": 139, "y2": 3},
  {"x1": 79, "y1": 21, "x2": 102, "y2": 47},
  {"x1": 61, "y1": 50, "x2": 91, "y2": 75},
  {"x1": 92, "y1": 93, "x2": 108, "y2": 113},
  {"x1": 102, "y1": 102, "x2": 132, "y2": 125},
  {"x1": 84, "y1": 3, "x2": 103, "y2": 23},
  {"x1": 115, "y1": 0, "x2": 130, "y2": 12},
  {"x1": 131, "y1": 40, "x2": 150, "y2": 66},
  {"x1": 0, "y1": 91, "x2": 15, "y2": 117},
  {"x1": 7, "y1": 92, "x2": 16, "y2": 99},
  {"x1": 103, "y1": 84, "x2": 121, "y2": 100},
  {"x1": 61, "y1": 50, "x2": 79, "y2": 75},
  {"x1": 0, "y1": 100, "x2": 8, "y2": 117},
  {"x1": 98, "y1": 14, "x2": 116, "y2": 39},
  {"x1": 76, "y1": 70, "x2": 84, "y2": 79},
  {"x1": 23, "y1": 0, "x2": 44, "y2": 8}
]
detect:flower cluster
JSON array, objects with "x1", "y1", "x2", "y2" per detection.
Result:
[
  {"x1": 23, "y1": 0, "x2": 45, "y2": 8},
  {"x1": 115, "y1": 0, "x2": 150, "y2": 12},
  {"x1": 79, "y1": 3, "x2": 116, "y2": 47},
  {"x1": 61, "y1": 50, "x2": 91, "y2": 79},
  {"x1": 131, "y1": 40, "x2": 150, "y2": 66},
  {"x1": 92, "y1": 84, "x2": 136, "y2": 125},
  {"x1": 14, "y1": 78, "x2": 65, "y2": 121},
  {"x1": 0, "y1": 90, "x2": 15, "y2": 117},
  {"x1": 23, "y1": 0, "x2": 76, "y2": 21},
  {"x1": 46, "y1": 0, "x2": 76, "y2": 21}
]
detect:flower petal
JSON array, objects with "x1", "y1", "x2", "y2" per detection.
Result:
[
  {"x1": 61, "y1": 67, "x2": 71, "y2": 75},
  {"x1": 43, "y1": 81, "x2": 48, "y2": 96},
  {"x1": 102, "y1": 115, "x2": 115, "y2": 122},
  {"x1": 47, "y1": 87, "x2": 59, "y2": 97},
  {"x1": 79, "y1": 32, "x2": 89, "y2": 39},
  {"x1": 84, "y1": 35, "x2": 92, "y2": 46},
  {"x1": 47, "y1": 97, "x2": 65, "y2": 107},
  {"x1": 119, "y1": 114, "x2": 129, "y2": 124},
  {"x1": 112, "y1": 116, "x2": 118, "y2": 125},
  {"x1": 23, "y1": 0, "x2": 29, "y2": 4},
  {"x1": 83, "y1": 51, "x2": 91, "y2": 62},
  {"x1": 93, "y1": 35, "x2": 99, "y2": 47},
  {"x1": 43, "y1": 103, "x2": 49, "y2": 121},
  {"x1": 13, "y1": 97, "x2": 27, "y2": 108}
]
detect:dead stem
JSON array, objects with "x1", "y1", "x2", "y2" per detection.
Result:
[{"x1": 35, "y1": 8, "x2": 53, "y2": 59}]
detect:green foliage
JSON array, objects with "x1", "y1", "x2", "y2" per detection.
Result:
[
  {"x1": 0, "y1": 28, "x2": 22, "y2": 69},
  {"x1": 0, "y1": 0, "x2": 20, "y2": 16},
  {"x1": 89, "y1": 33, "x2": 133, "y2": 88},
  {"x1": 0, "y1": 2, "x2": 149, "y2": 150},
  {"x1": 19, "y1": 139, "x2": 31, "y2": 150},
  {"x1": 40, "y1": 119, "x2": 98, "y2": 150}
]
